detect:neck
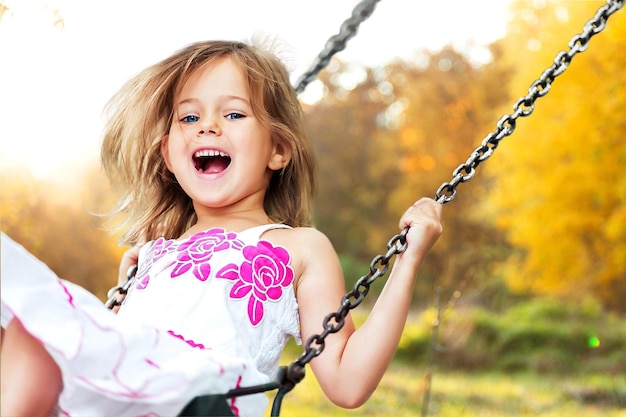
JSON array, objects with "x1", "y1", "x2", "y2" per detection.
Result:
[{"x1": 187, "y1": 206, "x2": 273, "y2": 236}]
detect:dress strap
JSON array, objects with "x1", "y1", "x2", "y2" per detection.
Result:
[{"x1": 239, "y1": 224, "x2": 291, "y2": 241}]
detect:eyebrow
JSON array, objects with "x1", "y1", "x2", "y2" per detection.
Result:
[{"x1": 177, "y1": 95, "x2": 251, "y2": 106}]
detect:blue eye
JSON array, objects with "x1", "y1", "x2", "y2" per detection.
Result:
[
  {"x1": 226, "y1": 113, "x2": 244, "y2": 120},
  {"x1": 181, "y1": 115, "x2": 199, "y2": 123}
]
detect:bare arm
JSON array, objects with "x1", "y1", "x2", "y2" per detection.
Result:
[{"x1": 295, "y1": 198, "x2": 442, "y2": 408}]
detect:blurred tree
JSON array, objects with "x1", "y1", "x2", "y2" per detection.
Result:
[
  {"x1": 483, "y1": 1, "x2": 626, "y2": 311},
  {"x1": 381, "y1": 47, "x2": 514, "y2": 305},
  {"x1": 305, "y1": 61, "x2": 402, "y2": 259},
  {"x1": 305, "y1": 47, "x2": 513, "y2": 306},
  {"x1": 0, "y1": 167, "x2": 124, "y2": 300}
]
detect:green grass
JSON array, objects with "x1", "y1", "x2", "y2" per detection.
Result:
[
  {"x1": 266, "y1": 363, "x2": 626, "y2": 416},
  {"x1": 263, "y1": 299, "x2": 626, "y2": 416}
]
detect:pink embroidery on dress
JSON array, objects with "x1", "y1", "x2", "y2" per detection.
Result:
[
  {"x1": 229, "y1": 374, "x2": 243, "y2": 417},
  {"x1": 167, "y1": 330, "x2": 206, "y2": 349},
  {"x1": 171, "y1": 228, "x2": 244, "y2": 281},
  {"x1": 56, "y1": 279, "x2": 76, "y2": 308},
  {"x1": 57, "y1": 405, "x2": 71, "y2": 417},
  {"x1": 216, "y1": 241, "x2": 294, "y2": 326},
  {"x1": 135, "y1": 238, "x2": 176, "y2": 290},
  {"x1": 145, "y1": 359, "x2": 160, "y2": 369}
]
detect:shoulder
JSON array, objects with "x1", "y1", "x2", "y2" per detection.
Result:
[
  {"x1": 263, "y1": 226, "x2": 340, "y2": 287},
  {"x1": 264, "y1": 226, "x2": 335, "y2": 256}
]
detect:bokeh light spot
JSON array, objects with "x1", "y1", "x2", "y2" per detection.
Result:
[{"x1": 588, "y1": 336, "x2": 600, "y2": 348}]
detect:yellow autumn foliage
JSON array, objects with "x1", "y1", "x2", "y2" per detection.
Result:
[{"x1": 484, "y1": 0, "x2": 626, "y2": 309}]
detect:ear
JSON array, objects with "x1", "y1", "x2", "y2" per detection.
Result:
[
  {"x1": 161, "y1": 135, "x2": 174, "y2": 172},
  {"x1": 268, "y1": 142, "x2": 292, "y2": 171}
]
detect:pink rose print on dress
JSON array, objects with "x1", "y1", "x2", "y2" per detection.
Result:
[
  {"x1": 135, "y1": 238, "x2": 176, "y2": 290},
  {"x1": 216, "y1": 241, "x2": 294, "y2": 326},
  {"x1": 171, "y1": 228, "x2": 244, "y2": 282}
]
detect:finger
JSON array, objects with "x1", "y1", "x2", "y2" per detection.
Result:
[
  {"x1": 412, "y1": 197, "x2": 442, "y2": 213},
  {"x1": 117, "y1": 245, "x2": 141, "y2": 285},
  {"x1": 400, "y1": 198, "x2": 442, "y2": 228}
]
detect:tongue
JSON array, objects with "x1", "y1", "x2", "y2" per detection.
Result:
[{"x1": 204, "y1": 157, "x2": 229, "y2": 174}]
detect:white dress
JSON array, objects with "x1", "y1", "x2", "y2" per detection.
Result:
[{"x1": 0, "y1": 224, "x2": 301, "y2": 416}]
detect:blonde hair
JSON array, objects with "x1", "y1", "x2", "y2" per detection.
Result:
[{"x1": 101, "y1": 40, "x2": 316, "y2": 245}]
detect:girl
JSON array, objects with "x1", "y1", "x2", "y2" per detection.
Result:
[{"x1": 0, "y1": 40, "x2": 442, "y2": 416}]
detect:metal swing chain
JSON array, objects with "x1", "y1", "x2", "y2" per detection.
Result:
[
  {"x1": 286, "y1": 0, "x2": 624, "y2": 385},
  {"x1": 105, "y1": 265, "x2": 137, "y2": 309},
  {"x1": 435, "y1": 0, "x2": 624, "y2": 204},
  {"x1": 293, "y1": 0, "x2": 381, "y2": 94}
]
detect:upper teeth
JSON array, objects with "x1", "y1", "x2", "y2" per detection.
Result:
[{"x1": 194, "y1": 149, "x2": 229, "y2": 158}]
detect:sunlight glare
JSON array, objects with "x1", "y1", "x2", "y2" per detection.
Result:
[
  {"x1": 299, "y1": 80, "x2": 327, "y2": 105},
  {"x1": 0, "y1": 0, "x2": 515, "y2": 180}
]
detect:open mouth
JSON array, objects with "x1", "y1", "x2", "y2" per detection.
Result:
[{"x1": 192, "y1": 149, "x2": 231, "y2": 174}]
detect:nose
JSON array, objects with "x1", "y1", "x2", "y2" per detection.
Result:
[{"x1": 197, "y1": 120, "x2": 221, "y2": 136}]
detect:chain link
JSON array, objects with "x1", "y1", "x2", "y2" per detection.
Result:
[
  {"x1": 293, "y1": 0, "x2": 381, "y2": 94},
  {"x1": 434, "y1": 0, "x2": 623, "y2": 205},
  {"x1": 105, "y1": 265, "x2": 137, "y2": 309}
]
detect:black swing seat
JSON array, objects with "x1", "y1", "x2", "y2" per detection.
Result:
[
  {"x1": 179, "y1": 394, "x2": 234, "y2": 417},
  {"x1": 179, "y1": 365, "x2": 305, "y2": 417}
]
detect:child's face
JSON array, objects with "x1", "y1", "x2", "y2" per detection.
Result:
[{"x1": 162, "y1": 57, "x2": 286, "y2": 212}]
